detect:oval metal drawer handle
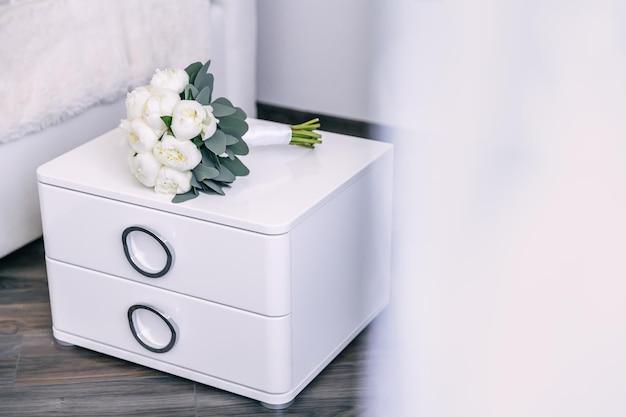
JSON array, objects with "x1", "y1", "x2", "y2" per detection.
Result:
[
  {"x1": 122, "y1": 226, "x2": 173, "y2": 278},
  {"x1": 127, "y1": 304, "x2": 177, "y2": 353}
]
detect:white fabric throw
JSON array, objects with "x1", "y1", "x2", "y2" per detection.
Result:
[{"x1": 0, "y1": 0, "x2": 212, "y2": 143}]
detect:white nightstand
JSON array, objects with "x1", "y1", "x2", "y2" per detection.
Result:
[{"x1": 37, "y1": 126, "x2": 393, "y2": 408}]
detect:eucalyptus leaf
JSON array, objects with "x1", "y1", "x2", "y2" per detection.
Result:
[
  {"x1": 194, "y1": 61, "x2": 214, "y2": 92},
  {"x1": 219, "y1": 116, "x2": 248, "y2": 138},
  {"x1": 196, "y1": 86, "x2": 212, "y2": 106},
  {"x1": 204, "y1": 131, "x2": 227, "y2": 155},
  {"x1": 220, "y1": 156, "x2": 250, "y2": 176},
  {"x1": 228, "y1": 137, "x2": 249, "y2": 156},
  {"x1": 193, "y1": 163, "x2": 220, "y2": 181},
  {"x1": 172, "y1": 188, "x2": 198, "y2": 203},
  {"x1": 213, "y1": 164, "x2": 236, "y2": 182},
  {"x1": 213, "y1": 179, "x2": 232, "y2": 189},
  {"x1": 202, "y1": 179, "x2": 225, "y2": 195},
  {"x1": 223, "y1": 133, "x2": 239, "y2": 145},
  {"x1": 211, "y1": 102, "x2": 236, "y2": 118},
  {"x1": 232, "y1": 107, "x2": 247, "y2": 120},
  {"x1": 212, "y1": 97, "x2": 233, "y2": 108},
  {"x1": 185, "y1": 62, "x2": 203, "y2": 84},
  {"x1": 184, "y1": 84, "x2": 199, "y2": 100},
  {"x1": 190, "y1": 174, "x2": 203, "y2": 189},
  {"x1": 200, "y1": 147, "x2": 218, "y2": 166}
]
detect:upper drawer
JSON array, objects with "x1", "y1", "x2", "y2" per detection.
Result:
[{"x1": 38, "y1": 184, "x2": 291, "y2": 317}]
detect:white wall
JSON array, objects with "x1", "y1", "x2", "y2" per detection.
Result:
[
  {"x1": 256, "y1": 0, "x2": 378, "y2": 122},
  {"x1": 261, "y1": 1, "x2": 626, "y2": 416}
]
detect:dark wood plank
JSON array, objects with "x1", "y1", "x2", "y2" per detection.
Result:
[
  {"x1": 0, "y1": 377, "x2": 197, "y2": 416},
  {"x1": 0, "y1": 238, "x2": 46, "y2": 280},
  {"x1": 0, "y1": 302, "x2": 52, "y2": 335},
  {"x1": 0, "y1": 241, "x2": 48, "y2": 297},
  {"x1": 0, "y1": 239, "x2": 51, "y2": 334},
  {"x1": 0, "y1": 334, "x2": 22, "y2": 386},
  {"x1": 14, "y1": 332, "x2": 162, "y2": 386}
]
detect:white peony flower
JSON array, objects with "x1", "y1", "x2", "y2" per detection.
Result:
[
  {"x1": 200, "y1": 105, "x2": 218, "y2": 139},
  {"x1": 119, "y1": 118, "x2": 130, "y2": 131},
  {"x1": 128, "y1": 152, "x2": 162, "y2": 187},
  {"x1": 121, "y1": 118, "x2": 160, "y2": 153},
  {"x1": 170, "y1": 100, "x2": 207, "y2": 140},
  {"x1": 154, "y1": 166, "x2": 193, "y2": 194},
  {"x1": 152, "y1": 134, "x2": 202, "y2": 171},
  {"x1": 143, "y1": 88, "x2": 181, "y2": 131},
  {"x1": 150, "y1": 68, "x2": 189, "y2": 94},
  {"x1": 125, "y1": 86, "x2": 151, "y2": 120}
]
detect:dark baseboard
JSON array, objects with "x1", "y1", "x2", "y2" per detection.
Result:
[{"x1": 256, "y1": 102, "x2": 390, "y2": 140}]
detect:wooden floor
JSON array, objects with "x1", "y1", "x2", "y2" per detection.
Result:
[{"x1": 0, "y1": 238, "x2": 392, "y2": 416}]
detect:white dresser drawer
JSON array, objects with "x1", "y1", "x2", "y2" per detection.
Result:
[
  {"x1": 39, "y1": 184, "x2": 291, "y2": 317},
  {"x1": 46, "y1": 258, "x2": 292, "y2": 394}
]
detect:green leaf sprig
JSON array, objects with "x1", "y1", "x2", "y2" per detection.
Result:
[{"x1": 169, "y1": 60, "x2": 250, "y2": 203}]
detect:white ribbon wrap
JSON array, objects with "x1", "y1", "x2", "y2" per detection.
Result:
[{"x1": 243, "y1": 118, "x2": 291, "y2": 147}]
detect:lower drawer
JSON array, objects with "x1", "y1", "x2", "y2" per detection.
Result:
[{"x1": 46, "y1": 258, "x2": 292, "y2": 394}]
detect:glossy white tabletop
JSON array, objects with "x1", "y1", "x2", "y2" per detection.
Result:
[{"x1": 37, "y1": 124, "x2": 392, "y2": 234}]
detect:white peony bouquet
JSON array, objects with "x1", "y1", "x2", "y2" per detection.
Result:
[{"x1": 120, "y1": 60, "x2": 321, "y2": 203}]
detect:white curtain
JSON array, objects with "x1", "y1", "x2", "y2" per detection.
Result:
[{"x1": 371, "y1": 1, "x2": 626, "y2": 416}]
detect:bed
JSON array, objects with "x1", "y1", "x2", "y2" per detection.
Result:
[{"x1": 0, "y1": 0, "x2": 257, "y2": 258}]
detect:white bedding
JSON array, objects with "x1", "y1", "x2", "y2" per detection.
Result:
[
  {"x1": 0, "y1": 0, "x2": 257, "y2": 258},
  {"x1": 0, "y1": 0, "x2": 214, "y2": 144}
]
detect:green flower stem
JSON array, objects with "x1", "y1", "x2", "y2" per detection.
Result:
[
  {"x1": 290, "y1": 137, "x2": 321, "y2": 143},
  {"x1": 292, "y1": 131, "x2": 322, "y2": 139},
  {"x1": 290, "y1": 118, "x2": 320, "y2": 130},
  {"x1": 290, "y1": 118, "x2": 322, "y2": 147}
]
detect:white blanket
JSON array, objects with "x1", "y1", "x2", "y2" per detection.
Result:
[{"x1": 0, "y1": 0, "x2": 212, "y2": 143}]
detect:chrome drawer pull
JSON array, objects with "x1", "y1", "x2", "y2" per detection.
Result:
[
  {"x1": 128, "y1": 304, "x2": 177, "y2": 353},
  {"x1": 122, "y1": 226, "x2": 173, "y2": 278}
]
